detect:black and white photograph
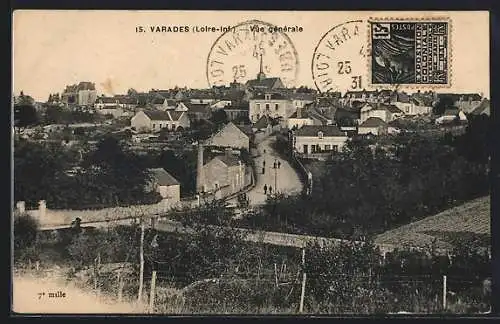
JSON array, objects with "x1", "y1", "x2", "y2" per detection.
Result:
[{"x1": 11, "y1": 10, "x2": 492, "y2": 315}]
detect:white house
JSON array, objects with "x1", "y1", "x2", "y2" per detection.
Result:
[
  {"x1": 358, "y1": 117, "x2": 388, "y2": 136},
  {"x1": 210, "y1": 100, "x2": 232, "y2": 110},
  {"x1": 147, "y1": 168, "x2": 181, "y2": 203},
  {"x1": 95, "y1": 97, "x2": 119, "y2": 109},
  {"x1": 130, "y1": 110, "x2": 190, "y2": 132},
  {"x1": 292, "y1": 125, "x2": 348, "y2": 157},
  {"x1": 249, "y1": 93, "x2": 295, "y2": 124}
]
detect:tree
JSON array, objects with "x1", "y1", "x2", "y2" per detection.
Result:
[
  {"x1": 127, "y1": 88, "x2": 138, "y2": 96},
  {"x1": 210, "y1": 109, "x2": 228, "y2": 128},
  {"x1": 14, "y1": 104, "x2": 38, "y2": 131},
  {"x1": 433, "y1": 96, "x2": 455, "y2": 115}
]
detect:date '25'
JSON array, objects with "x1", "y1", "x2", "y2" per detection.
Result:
[{"x1": 337, "y1": 61, "x2": 362, "y2": 90}]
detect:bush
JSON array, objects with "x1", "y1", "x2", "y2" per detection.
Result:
[{"x1": 14, "y1": 213, "x2": 41, "y2": 263}]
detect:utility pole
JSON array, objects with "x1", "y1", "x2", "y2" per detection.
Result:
[{"x1": 138, "y1": 220, "x2": 145, "y2": 303}]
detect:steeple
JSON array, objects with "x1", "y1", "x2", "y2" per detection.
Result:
[{"x1": 257, "y1": 54, "x2": 266, "y2": 81}]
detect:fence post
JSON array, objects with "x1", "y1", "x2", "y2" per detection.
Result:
[
  {"x1": 149, "y1": 270, "x2": 157, "y2": 313},
  {"x1": 443, "y1": 275, "x2": 447, "y2": 311},
  {"x1": 299, "y1": 248, "x2": 306, "y2": 313}
]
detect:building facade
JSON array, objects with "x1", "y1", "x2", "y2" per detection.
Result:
[
  {"x1": 249, "y1": 93, "x2": 294, "y2": 124},
  {"x1": 292, "y1": 125, "x2": 348, "y2": 157},
  {"x1": 130, "y1": 110, "x2": 190, "y2": 132},
  {"x1": 205, "y1": 122, "x2": 250, "y2": 150}
]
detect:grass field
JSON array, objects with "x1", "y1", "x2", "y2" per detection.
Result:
[{"x1": 375, "y1": 196, "x2": 490, "y2": 250}]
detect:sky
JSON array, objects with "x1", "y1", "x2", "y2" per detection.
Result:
[{"x1": 13, "y1": 10, "x2": 490, "y2": 101}]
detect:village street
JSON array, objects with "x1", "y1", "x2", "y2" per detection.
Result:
[{"x1": 229, "y1": 133, "x2": 303, "y2": 207}]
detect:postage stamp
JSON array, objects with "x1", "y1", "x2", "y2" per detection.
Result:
[
  {"x1": 368, "y1": 17, "x2": 452, "y2": 87},
  {"x1": 206, "y1": 19, "x2": 299, "y2": 88}
]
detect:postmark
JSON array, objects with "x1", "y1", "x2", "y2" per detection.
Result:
[
  {"x1": 312, "y1": 20, "x2": 367, "y2": 94},
  {"x1": 206, "y1": 20, "x2": 299, "y2": 88},
  {"x1": 368, "y1": 17, "x2": 452, "y2": 87}
]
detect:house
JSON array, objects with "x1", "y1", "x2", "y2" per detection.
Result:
[
  {"x1": 150, "y1": 96, "x2": 168, "y2": 110},
  {"x1": 287, "y1": 107, "x2": 314, "y2": 130},
  {"x1": 210, "y1": 100, "x2": 232, "y2": 110},
  {"x1": 360, "y1": 103, "x2": 404, "y2": 124},
  {"x1": 453, "y1": 94, "x2": 483, "y2": 113},
  {"x1": 196, "y1": 146, "x2": 250, "y2": 199},
  {"x1": 157, "y1": 98, "x2": 177, "y2": 110},
  {"x1": 292, "y1": 125, "x2": 348, "y2": 157},
  {"x1": 435, "y1": 108, "x2": 461, "y2": 125},
  {"x1": 252, "y1": 115, "x2": 280, "y2": 134},
  {"x1": 130, "y1": 110, "x2": 190, "y2": 132},
  {"x1": 186, "y1": 103, "x2": 212, "y2": 121},
  {"x1": 341, "y1": 90, "x2": 391, "y2": 105},
  {"x1": 97, "y1": 106, "x2": 128, "y2": 118},
  {"x1": 358, "y1": 117, "x2": 388, "y2": 136},
  {"x1": 223, "y1": 104, "x2": 249, "y2": 122},
  {"x1": 391, "y1": 92, "x2": 432, "y2": 115},
  {"x1": 205, "y1": 122, "x2": 250, "y2": 150},
  {"x1": 61, "y1": 82, "x2": 97, "y2": 106},
  {"x1": 289, "y1": 93, "x2": 316, "y2": 109},
  {"x1": 308, "y1": 108, "x2": 333, "y2": 126},
  {"x1": 147, "y1": 168, "x2": 180, "y2": 203},
  {"x1": 249, "y1": 93, "x2": 294, "y2": 124},
  {"x1": 95, "y1": 97, "x2": 119, "y2": 109}
]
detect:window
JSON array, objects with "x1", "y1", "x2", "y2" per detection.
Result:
[
  {"x1": 303, "y1": 144, "x2": 308, "y2": 154},
  {"x1": 152, "y1": 123, "x2": 156, "y2": 129},
  {"x1": 265, "y1": 94, "x2": 271, "y2": 100},
  {"x1": 318, "y1": 131, "x2": 323, "y2": 139},
  {"x1": 325, "y1": 145, "x2": 331, "y2": 151},
  {"x1": 275, "y1": 103, "x2": 279, "y2": 111},
  {"x1": 256, "y1": 103, "x2": 261, "y2": 111},
  {"x1": 266, "y1": 103, "x2": 270, "y2": 111},
  {"x1": 333, "y1": 145, "x2": 338, "y2": 152}
]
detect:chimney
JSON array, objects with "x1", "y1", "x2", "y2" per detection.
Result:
[
  {"x1": 196, "y1": 143, "x2": 204, "y2": 193},
  {"x1": 38, "y1": 200, "x2": 46, "y2": 220},
  {"x1": 16, "y1": 201, "x2": 25, "y2": 214}
]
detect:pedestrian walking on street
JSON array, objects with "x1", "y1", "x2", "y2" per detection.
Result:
[
  {"x1": 262, "y1": 167, "x2": 265, "y2": 174},
  {"x1": 277, "y1": 160, "x2": 281, "y2": 169},
  {"x1": 269, "y1": 186, "x2": 273, "y2": 194},
  {"x1": 273, "y1": 161, "x2": 277, "y2": 169},
  {"x1": 264, "y1": 184, "x2": 268, "y2": 194},
  {"x1": 263, "y1": 160, "x2": 266, "y2": 168}
]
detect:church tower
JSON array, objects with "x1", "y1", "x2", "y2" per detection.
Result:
[{"x1": 256, "y1": 54, "x2": 266, "y2": 81}]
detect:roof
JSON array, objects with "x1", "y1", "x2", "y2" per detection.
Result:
[
  {"x1": 186, "y1": 103, "x2": 210, "y2": 113},
  {"x1": 438, "y1": 93, "x2": 483, "y2": 102},
  {"x1": 359, "y1": 117, "x2": 388, "y2": 127},
  {"x1": 294, "y1": 125, "x2": 346, "y2": 137},
  {"x1": 151, "y1": 97, "x2": 166, "y2": 105},
  {"x1": 391, "y1": 92, "x2": 411, "y2": 103},
  {"x1": 142, "y1": 110, "x2": 171, "y2": 121},
  {"x1": 234, "y1": 123, "x2": 253, "y2": 136},
  {"x1": 252, "y1": 92, "x2": 287, "y2": 100},
  {"x1": 308, "y1": 109, "x2": 331, "y2": 124},
  {"x1": 168, "y1": 111, "x2": 185, "y2": 121},
  {"x1": 214, "y1": 155, "x2": 242, "y2": 167},
  {"x1": 470, "y1": 99, "x2": 490, "y2": 116},
  {"x1": 98, "y1": 97, "x2": 117, "y2": 104},
  {"x1": 380, "y1": 103, "x2": 404, "y2": 114},
  {"x1": 148, "y1": 168, "x2": 180, "y2": 186},
  {"x1": 253, "y1": 115, "x2": 273, "y2": 129},
  {"x1": 246, "y1": 77, "x2": 283, "y2": 89},
  {"x1": 375, "y1": 196, "x2": 490, "y2": 250},
  {"x1": 288, "y1": 93, "x2": 315, "y2": 101},
  {"x1": 165, "y1": 99, "x2": 177, "y2": 107},
  {"x1": 77, "y1": 82, "x2": 96, "y2": 91}
]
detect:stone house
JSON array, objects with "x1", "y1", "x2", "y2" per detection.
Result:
[
  {"x1": 249, "y1": 93, "x2": 295, "y2": 124},
  {"x1": 147, "y1": 168, "x2": 181, "y2": 203},
  {"x1": 205, "y1": 122, "x2": 250, "y2": 150},
  {"x1": 358, "y1": 117, "x2": 388, "y2": 136}
]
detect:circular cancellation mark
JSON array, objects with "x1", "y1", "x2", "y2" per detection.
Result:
[{"x1": 206, "y1": 20, "x2": 299, "y2": 88}]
